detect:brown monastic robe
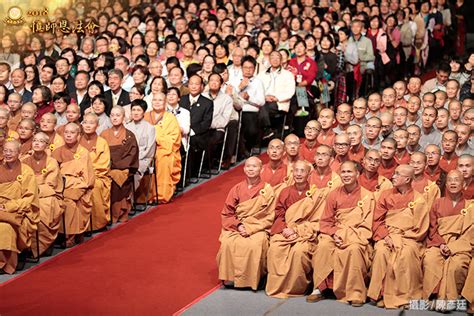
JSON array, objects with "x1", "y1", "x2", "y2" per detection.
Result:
[
  {"x1": 412, "y1": 177, "x2": 441, "y2": 211},
  {"x1": 358, "y1": 171, "x2": 393, "y2": 200}
]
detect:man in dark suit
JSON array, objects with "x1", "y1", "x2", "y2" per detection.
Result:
[
  {"x1": 55, "y1": 57, "x2": 75, "y2": 94},
  {"x1": 104, "y1": 69, "x2": 130, "y2": 115},
  {"x1": 9, "y1": 69, "x2": 32, "y2": 103}
]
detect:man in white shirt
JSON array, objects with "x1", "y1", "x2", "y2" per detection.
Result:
[
  {"x1": 115, "y1": 56, "x2": 135, "y2": 92},
  {"x1": 227, "y1": 47, "x2": 244, "y2": 89},
  {"x1": 258, "y1": 50, "x2": 296, "y2": 139}
]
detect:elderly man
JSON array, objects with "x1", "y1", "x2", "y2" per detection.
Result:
[
  {"x1": 308, "y1": 161, "x2": 375, "y2": 306},
  {"x1": 330, "y1": 133, "x2": 351, "y2": 172},
  {"x1": 6, "y1": 93, "x2": 22, "y2": 132},
  {"x1": 80, "y1": 113, "x2": 111, "y2": 231},
  {"x1": 39, "y1": 113, "x2": 64, "y2": 154},
  {"x1": 368, "y1": 165, "x2": 429, "y2": 309},
  {"x1": 347, "y1": 125, "x2": 366, "y2": 165},
  {"x1": 0, "y1": 140, "x2": 39, "y2": 274},
  {"x1": 266, "y1": 160, "x2": 318, "y2": 298},
  {"x1": 52, "y1": 123, "x2": 95, "y2": 247},
  {"x1": 217, "y1": 157, "x2": 275, "y2": 290},
  {"x1": 359, "y1": 150, "x2": 393, "y2": 201},
  {"x1": 261, "y1": 139, "x2": 287, "y2": 190},
  {"x1": 410, "y1": 152, "x2": 441, "y2": 210},
  {"x1": 299, "y1": 120, "x2": 320, "y2": 164},
  {"x1": 17, "y1": 119, "x2": 35, "y2": 159},
  {"x1": 23, "y1": 132, "x2": 63, "y2": 257},
  {"x1": 378, "y1": 138, "x2": 398, "y2": 179},
  {"x1": 457, "y1": 154, "x2": 474, "y2": 199},
  {"x1": 422, "y1": 170, "x2": 472, "y2": 308},
  {"x1": 100, "y1": 106, "x2": 139, "y2": 223},
  {"x1": 0, "y1": 108, "x2": 19, "y2": 140}
]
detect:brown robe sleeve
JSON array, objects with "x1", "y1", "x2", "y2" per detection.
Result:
[
  {"x1": 221, "y1": 184, "x2": 242, "y2": 231},
  {"x1": 319, "y1": 190, "x2": 338, "y2": 236},
  {"x1": 426, "y1": 198, "x2": 446, "y2": 247},
  {"x1": 270, "y1": 187, "x2": 291, "y2": 235},
  {"x1": 372, "y1": 190, "x2": 391, "y2": 241}
]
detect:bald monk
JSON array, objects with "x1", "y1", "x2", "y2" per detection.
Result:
[
  {"x1": 0, "y1": 108, "x2": 19, "y2": 140},
  {"x1": 6, "y1": 93, "x2": 22, "y2": 132},
  {"x1": 307, "y1": 161, "x2": 375, "y2": 306},
  {"x1": 56, "y1": 104, "x2": 81, "y2": 137},
  {"x1": 457, "y1": 154, "x2": 474, "y2": 199},
  {"x1": 266, "y1": 160, "x2": 318, "y2": 297},
  {"x1": 358, "y1": 150, "x2": 393, "y2": 200},
  {"x1": 23, "y1": 132, "x2": 63, "y2": 257},
  {"x1": 368, "y1": 165, "x2": 430, "y2": 309},
  {"x1": 422, "y1": 170, "x2": 473, "y2": 307},
  {"x1": 347, "y1": 125, "x2": 366, "y2": 164},
  {"x1": 17, "y1": 119, "x2": 35, "y2": 159},
  {"x1": 317, "y1": 108, "x2": 336, "y2": 146},
  {"x1": 410, "y1": 152, "x2": 440, "y2": 210},
  {"x1": 393, "y1": 129, "x2": 411, "y2": 165},
  {"x1": 20, "y1": 102, "x2": 37, "y2": 122},
  {"x1": 300, "y1": 120, "x2": 320, "y2": 164},
  {"x1": 52, "y1": 123, "x2": 95, "y2": 247},
  {"x1": 39, "y1": 113, "x2": 64, "y2": 154},
  {"x1": 0, "y1": 140, "x2": 39, "y2": 274},
  {"x1": 217, "y1": 157, "x2": 275, "y2": 290},
  {"x1": 330, "y1": 133, "x2": 350, "y2": 172},
  {"x1": 424, "y1": 144, "x2": 446, "y2": 189},
  {"x1": 309, "y1": 145, "x2": 341, "y2": 189},
  {"x1": 283, "y1": 134, "x2": 300, "y2": 173},
  {"x1": 261, "y1": 139, "x2": 287, "y2": 190},
  {"x1": 439, "y1": 130, "x2": 459, "y2": 173},
  {"x1": 80, "y1": 113, "x2": 111, "y2": 231},
  {"x1": 378, "y1": 138, "x2": 398, "y2": 179},
  {"x1": 100, "y1": 106, "x2": 139, "y2": 223}
]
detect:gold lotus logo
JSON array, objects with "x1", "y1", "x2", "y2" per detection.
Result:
[{"x1": 4, "y1": 7, "x2": 25, "y2": 26}]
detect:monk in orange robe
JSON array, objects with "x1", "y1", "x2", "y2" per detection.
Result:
[
  {"x1": 17, "y1": 119, "x2": 35, "y2": 159},
  {"x1": 80, "y1": 113, "x2": 111, "y2": 231},
  {"x1": 0, "y1": 140, "x2": 39, "y2": 274},
  {"x1": 0, "y1": 108, "x2": 19, "y2": 140},
  {"x1": 457, "y1": 154, "x2": 474, "y2": 199},
  {"x1": 410, "y1": 152, "x2": 440, "y2": 209},
  {"x1": 261, "y1": 138, "x2": 287, "y2": 190},
  {"x1": 283, "y1": 134, "x2": 300, "y2": 174},
  {"x1": 317, "y1": 108, "x2": 336, "y2": 146},
  {"x1": 39, "y1": 113, "x2": 64, "y2": 154},
  {"x1": 139, "y1": 92, "x2": 181, "y2": 203},
  {"x1": 347, "y1": 125, "x2": 366, "y2": 165},
  {"x1": 330, "y1": 133, "x2": 350, "y2": 172},
  {"x1": 424, "y1": 144, "x2": 446, "y2": 189},
  {"x1": 307, "y1": 161, "x2": 375, "y2": 306},
  {"x1": 56, "y1": 104, "x2": 82, "y2": 137},
  {"x1": 299, "y1": 120, "x2": 320, "y2": 164},
  {"x1": 266, "y1": 160, "x2": 318, "y2": 298},
  {"x1": 368, "y1": 164, "x2": 430, "y2": 309},
  {"x1": 439, "y1": 130, "x2": 459, "y2": 173},
  {"x1": 100, "y1": 106, "x2": 139, "y2": 223},
  {"x1": 378, "y1": 138, "x2": 398, "y2": 179},
  {"x1": 359, "y1": 150, "x2": 393, "y2": 200},
  {"x1": 422, "y1": 170, "x2": 472, "y2": 307},
  {"x1": 6, "y1": 93, "x2": 22, "y2": 132},
  {"x1": 217, "y1": 157, "x2": 275, "y2": 290},
  {"x1": 23, "y1": 132, "x2": 64, "y2": 257},
  {"x1": 393, "y1": 129, "x2": 411, "y2": 165},
  {"x1": 52, "y1": 123, "x2": 95, "y2": 247}
]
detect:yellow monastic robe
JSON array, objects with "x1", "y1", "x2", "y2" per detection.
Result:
[
  {"x1": 217, "y1": 182, "x2": 275, "y2": 290},
  {"x1": 413, "y1": 178, "x2": 441, "y2": 211},
  {"x1": 462, "y1": 261, "x2": 474, "y2": 307},
  {"x1": 46, "y1": 132, "x2": 65, "y2": 155}
]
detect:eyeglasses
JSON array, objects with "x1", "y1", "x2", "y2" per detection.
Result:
[{"x1": 304, "y1": 126, "x2": 320, "y2": 132}]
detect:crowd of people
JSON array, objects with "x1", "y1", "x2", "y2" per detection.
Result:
[{"x1": 0, "y1": 0, "x2": 472, "y2": 311}]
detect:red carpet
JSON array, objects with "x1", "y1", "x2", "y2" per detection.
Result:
[{"x1": 0, "y1": 163, "x2": 249, "y2": 316}]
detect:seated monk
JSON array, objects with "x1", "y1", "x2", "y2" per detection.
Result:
[
  {"x1": 330, "y1": 133, "x2": 350, "y2": 172},
  {"x1": 56, "y1": 104, "x2": 82, "y2": 137},
  {"x1": 347, "y1": 125, "x2": 366, "y2": 165},
  {"x1": 6, "y1": 93, "x2": 22, "y2": 132},
  {"x1": 393, "y1": 129, "x2": 410, "y2": 165},
  {"x1": 309, "y1": 145, "x2": 341, "y2": 189},
  {"x1": 139, "y1": 92, "x2": 181, "y2": 203},
  {"x1": 100, "y1": 106, "x2": 139, "y2": 223},
  {"x1": 19, "y1": 102, "x2": 37, "y2": 122},
  {"x1": 22, "y1": 132, "x2": 64, "y2": 257},
  {"x1": 80, "y1": 113, "x2": 111, "y2": 231},
  {"x1": 17, "y1": 119, "x2": 36, "y2": 159},
  {"x1": 39, "y1": 113, "x2": 64, "y2": 154},
  {"x1": 266, "y1": 160, "x2": 318, "y2": 298},
  {"x1": 439, "y1": 130, "x2": 459, "y2": 174},
  {"x1": 307, "y1": 161, "x2": 375, "y2": 306},
  {"x1": 261, "y1": 139, "x2": 287, "y2": 192},
  {"x1": 378, "y1": 138, "x2": 398, "y2": 179},
  {"x1": 424, "y1": 144, "x2": 447, "y2": 190},
  {"x1": 216, "y1": 157, "x2": 275, "y2": 290},
  {"x1": 410, "y1": 152, "x2": 440, "y2": 209},
  {"x1": 283, "y1": 134, "x2": 300, "y2": 178},
  {"x1": 457, "y1": 154, "x2": 474, "y2": 199},
  {"x1": 359, "y1": 150, "x2": 393, "y2": 201},
  {"x1": 0, "y1": 140, "x2": 39, "y2": 274},
  {"x1": 422, "y1": 170, "x2": 473, "y2": 309},
  {"x1": 299, "y1": 120, "x2": 320, "y2": 164},
  {"x1": 368, "y1": 164, "x2": 429, "y2": 309},
  {"x1": 52, "y1": 123, "x2": 95, "y2": 247},
  {"x1": 317, "y1": 108, "x2": 336, "y2": 146},
  {"x1": 0, "y1": 108, "x2": 19, "y2": 140}
]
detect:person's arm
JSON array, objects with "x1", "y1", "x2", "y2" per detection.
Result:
[
  {"x1": 372, "y1": 191, "x2": 390, "y2": 241},
  {"x1": 426, "y1": 200, "x2": 445, "y2": 247},
  {"x1": 221, "y1": 185, "x2": 242, "y2": 231},
  {"x1": 270, "y1": 190, "x2": 288, "y2": 235},
  {"x1": 319, "y1": 191, "x2": 338, "y2": 236}
]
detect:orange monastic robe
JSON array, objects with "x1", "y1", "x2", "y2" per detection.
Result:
[
  {"x1": 299, "y1": 140, "x2": 318, "y2": 164},
  {"x1": 368, "y1": 188, "x2": 429, "y2": 308},
  {"x1": 80, "y1": 133, "x2": 111, "y2": 230},
  {"x1": 439, "y1": 155, "x2": 459, "y2": 174},
  {"x1": 394, "y1": 149, "x2": 410, "y2": 165},
  {"x1": 378, "y1": 159, "x2": 398, "y2": 180},
  {"x1": 52, "y1": 143, "x2": 95, "y2": 236},
  {"x1": 317, "y1": 130, "x2": 335, "y2": 146},
  {"x1": 412, "y1": 177, "x2": 440, "y2": 210},
  {"x1": 462, "y1": 261, "x2": 474, "y2": 309},
  {"x1": 358, "y1": 172, "x2": 393, "y2": 200},
  {"x1": 0, "y1": 161, "x2": 39, "y2": 274},
  {"x1": 138, "y1": 111, "x2": 181, "y2": 203},
  {"x1": 7, "y1": 111, "x2": 21, "y2": 132},
  {"x1": 46, "y1": 131, "x2": 65, "y2": 155},
  {"x1": 422, "y1": 197, "x2": 473, "y2": 300},
  {"x1": 216, "y1": 180, "x2": 275, "y2": 290},
  {"x1": 313, "y1": 185, "x2": 375, "y2": 303},
  {"x1": 348, "y1": 144, "x2": 366, "y2": 165},
  {"x1": 23, "y1": 154, "x2": 63, "y2": 257}
]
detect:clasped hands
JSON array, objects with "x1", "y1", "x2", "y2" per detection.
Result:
[{"x1": 282, "y1": 227, "x2": 298, "y2": 240}]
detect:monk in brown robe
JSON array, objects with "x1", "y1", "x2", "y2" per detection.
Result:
[
  {"x1": 0, "y1": 140, "x2": 39, "y2": 274},
  {"x1": 347, "y1": 125, "x2": 366, "y2": 165},
  {"x1": 6, "y1": 93, "x2": 22, "y2": 132},
  {"x1": 283, "y1": 134, "x2": 300, "y2": 175},
  {"x1": 80, "y1": 113, "x2": 111, "y2": 231},
  {"x1": 217, "y1": 157, "x2": 275, "y2": 290},
  {"x1": 39, "y1": 113, "x2": 64, "y2": 154},
  {"x1": 439, "y1": 131, "x2": 459, "y2": 174},
  {"x1": 457, "y1": 154, "x2": 474, "y2": 199},
  {"x1": 317, "y1": 108, "x2": 336, "y2": 146},
  {"x1": 17, "y1": 119, "x2": 35, "y2": 159},
  {"x1": 422, "y1": 170, "x2": 472, "y2": 308},
  {"x1": 424, "y1": 144, "x2": 446, "y2": 189},
  {"x1": 266, "y1": 160, "x2": 318, "y2": 298},
  {"x1": 261, "y1": 139, "x2": 287, "y2": 190},
  {"x1": 0, "y1": 108, "x2": 19, "y2": 140},
  {"x1": 299, "y1": 120, "x2": 320, "y2": 164},
  {"x1": 393, "y1": 129, "x2": 410, "y2": 164},
  {"x1": 307, "y1": 161, "x2": 375, "y2": 306},
  {"x1": 52, "y1": 123, "x2": 95, "y2": 247},
  {"x1": 56, "y1": 104, "x2": 82, "y2": 137},
  {"x1": 368, "y1": 164, "x2": 430, "y2": 309},
  {"x1": 358, "y1": 150, "x2": 393, "y2": 200},
  {"x1": 410, "y1": 152, "x2": 441, "y2": 209},
  {"x1": 330, "y1": 133, "x2": 350, "y2": 172},
  {"x1": 23, "y1": 132, "x2": 63, "y2": 257},
  {"x1": 100, "y1": 106, "x2": 139, "y2": 223},
  {"x1": 378, "y1": 138, "x2": 398, "y2": 180}
]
